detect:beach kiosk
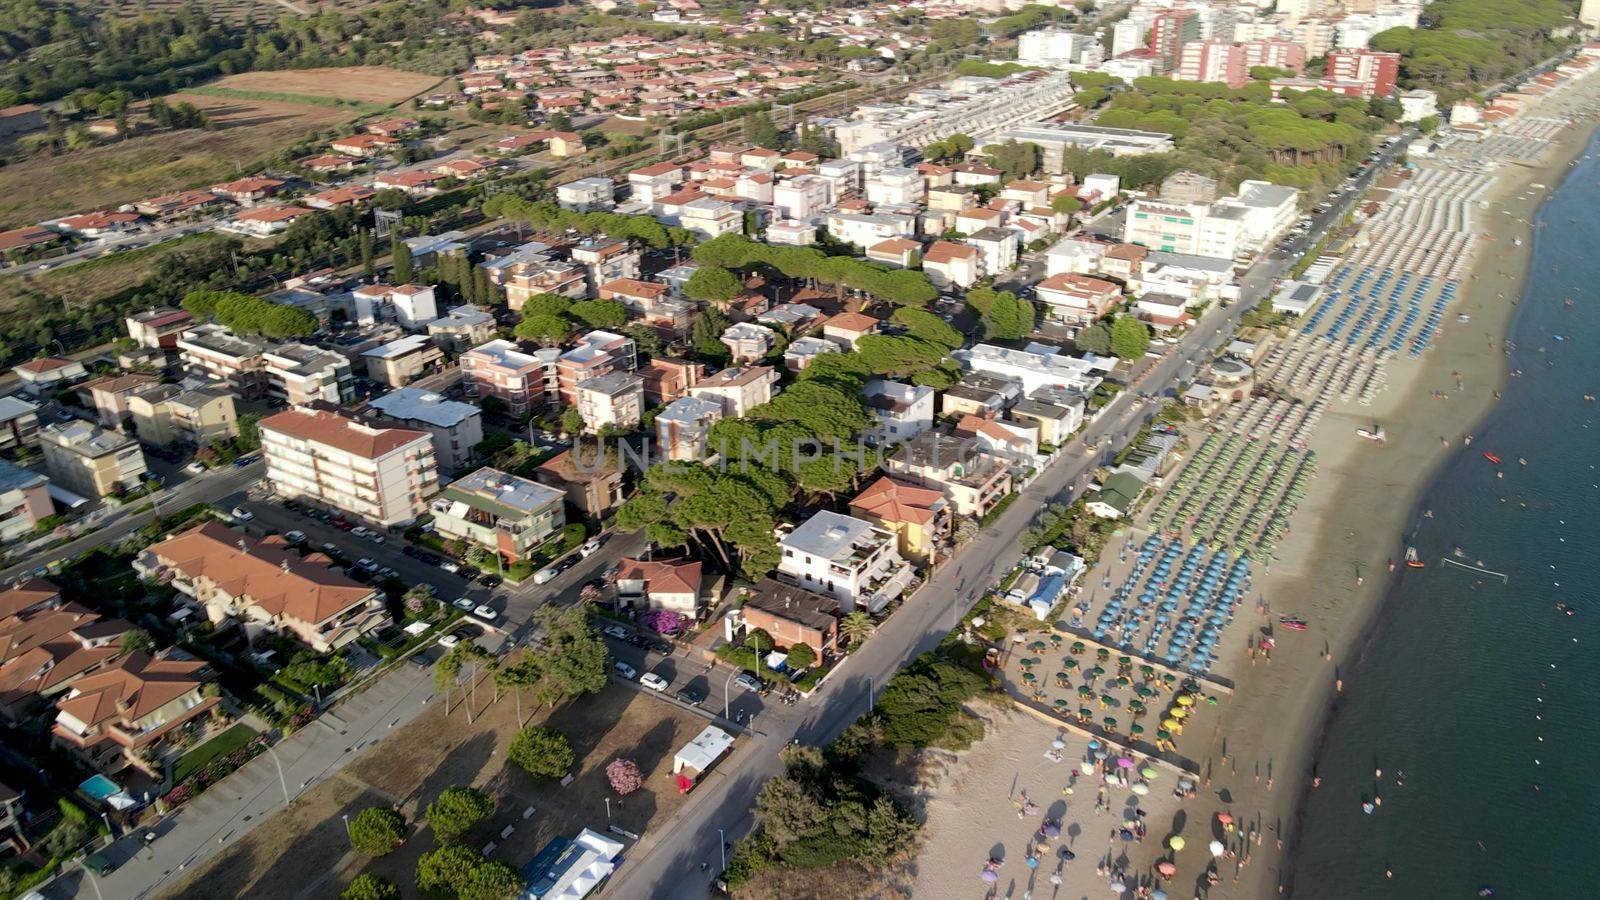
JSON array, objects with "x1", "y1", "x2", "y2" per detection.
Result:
[
  {"x1": 672, "y1": 724, "x2": 735, "y2": 793},
  {"x1": 520, "y1": 828, "x2": 623, "y2": 899}
]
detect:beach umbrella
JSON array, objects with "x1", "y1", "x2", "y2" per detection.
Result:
[
  {"x1": 1071, "y1": 642, "x2": 1086, "y2": 654},
  {"x1": 1177, "y1": 694, "x2": 1195, "y2": 707},
  {"x1": 1209, "y1": 840, "x2": 1225, "y2": 857},
  {"x1": 1109, "y1": 879, "x2": 1126, "y2": 894},
  {"x1": 1102, "y1": 717, "x2": 1118, "y2": 730},
  {"x1": 1130, "y1": 724, "x2": 1145, "y2": 736},
  {"x1": 1091, "y1": 665, "x2": 1106, "y2": 677},
  {"x1": 1152, "y1": 891, "x2": 1169, "y2": 900},
  {"x1": 1116, "y1": 756, "x2": 1134, "y2": 768},
  {"x1": 1216, "y1": 813, "x2": 1234, "y2": 826},
  {"x1": 1168, "y1": 835, "x2": 1186, "y2": 851},
  {"x1": 979, "y1": 869, "x2": 997, "y2": 884},
  {"x1": 1050, "y1": 633, "x2": 1062, "y2": 645},
  {"x1": 1029, "y1": 640, "x2": 1048, "y2": 652},
  {"x1": 1026, "y1": 856, "x2": 1039, "y2": 869},
  {"x1": 1080, "y1": 760, "x2": 1096, "y2": 775},
  {"x1": 1141, "y1": 765, "x2": 1159, "y2": 779},
  {"x1": 1079, "y1": 707, "x2": 1094, "y2": 721},
  {"x1": 1156, "y1": 861, "x2": 1176, "y2": 878},
  {"x1": 1043, "y1": 822, "x2": 1061, "y2": 838},
  {"x1": 1063, "y1": 658, "x2": 1079, "y2": 670},
  {"x1": 1162, "y1": 718, "x2": 1180, "y2": 730},
  {"x1": 1022, "y1": 671, "x2": 1037, "y2": 683},
  {"x1": 1131, "y1": 782, "x2": 1150, "y2": 795},
  {"x1": 1079, "y1": 686, "x2": 1094, "y2": 698}
]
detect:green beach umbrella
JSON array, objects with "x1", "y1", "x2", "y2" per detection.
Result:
[{"x1": 1022, "y1": 671, "x2": 1037, "y2": 683}]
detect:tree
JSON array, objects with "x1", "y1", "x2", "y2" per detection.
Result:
[
  {"x1": 1050, "y1": 193, "x2": 1083, "y2": 215},
  {"x1": 559, "y1": 407, "x2": 583, "y2": 436},
  {"x1": 624, "y1": 324, "x2": 662, "y2": 357},
  {"x1": 426, "y1": 787, "x2": 493, "y2": 844},
  {"x1": 605, "y1": 758, "x2": 643, "y2": 796},
  {"x1": 753, "y1": 776, "x2": 824, "y2": 846},
  {"x1": 120, "y1": 628, "x2": 154, "y2": 654},
  {"x1": 568, "y1": 300, "x2": 627, "y2": 330},
  {"x1": 391, "y1": 234, "x2": 413, "y2": 285},
  {"x1": 840, "y1": 610, "x2": 875, "y2": 645},
  {"x1": 1110, "y1": 315, "x2": 1150, "y2": 359},
  {"x1": 514, "y1": 314, "x2": 570, "y2": 346},
  {"x1": 889, "y1": 308, "x2": 962, "y2": 350},
  {"x1": 359, "y1": 229, "x2": 375, "y2": 281},
  {"x1": 983, "y1": 139, "x2": 1042, "y2": 181},
  {"x1": 508, "y1": 725, "x2": 574, "y2": 779},
  {"x1": 683, "y1": 265, "x2": 742, "y2": 302},
  {"x1": 403, "y1": 584, "x2": 438, "y2": 617},
  {"x1": 236, "y1": 413, "x2": 262, "y2": 452},
  {"x1": 691, "y1": 306, "x2": 731, "y2": 359},
  {"x1": 340, "y1": 873, "x2": 400, "y2": 900},
  {"x1": 784, "y1": 642, "x2": 817, "y2": 670},
  {"x1": 1074, "y1": 322, "x2": 1112, "y2": 355},
  {"x1": 982, "y1": 291, "x2": 1035, "y2": 340},
  {"x1": 518, "y1": 293, "x2": 573, "y2": 318},
  {"x1": 742, "y1": 110, "x2": 782, "y2": 149},
  {"x1": 528, "y1": 605, "x2": 609, "y2": 706},
  {"x1": 415, "y1": 845, "x2": 523, "y2": 900},
  {"x1": 348, "y1": 807, "x2": 406, "y2": 857}
]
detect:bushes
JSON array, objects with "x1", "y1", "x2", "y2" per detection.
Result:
[
  {"x1": 348, "y1": 806, "x2": 406, "y2": 857},
  {"x1": 507, "y1": 726, "x2": 574, "y2": 780},
  {"x1": 340, "y1": 874, "x2": 399, "y2": 900},
  {"x1": 869, "y1": 650, "x2": 993, "y2": 750},
  {"x1": 161, "y1": 733, "x2": 272, "y2": 809},
  {"x1": 605, "y1": 758, "x2": 643, "y2": 796},
  {"x1": 415, "y1": 845, "x2": 524, "y2": 900},
  {"x1": 425, "y1": 787, "x2": 493, "y2": 844}
]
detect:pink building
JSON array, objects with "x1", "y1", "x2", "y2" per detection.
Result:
[
  {"x1": 1323, "y1": 49, "x2": 1401, "y2": 98},
  {"x1": 1177, "y1": 41, "x2": 1247, "y2": 89}
]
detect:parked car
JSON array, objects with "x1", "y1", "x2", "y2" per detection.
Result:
[
  {"x1": 453, "y1": 597, "x2": 475, "y2": 611},
  {"x1": 734, "y1": 673, "x2": 763, "y2": 693},
  {"x1": 351, "y1": 526, "x2": 371, "y2": 539},
  {"x1": 284, "y1": 530, "x2": 306, "y2": 544},
  {"x1": 367, "y1": 533, "x2": 385, "y2": 545},
  {"x1": 534, "y1": 566, "x2": 559, "y2": 585},
  {"x1": 230, "y1": 506, "x2": 253, "y2": 522},
  {"x1": 438, "y1": 633, "x2": 461, "y2": 649},
  {"x1": 675, "y1": 686, "x2": 706, "y2": 705},
  {"x1": 439, "y1": 560, "x2": 461, "y2": 574},
  {"x1": 183, "y1": 462, "x2": 206, "y2": 475},
  {"x1": 473, "y1": 605, "x2": 498, "y2": 622},
  {"x1": 479, "y1": 573, "x2": 502, "y2": 588},
  {"x1": 639, "y1": 673, "x2": 668, "y2": 692},
  {"x1": 612, "y1": 661, "x2": 638, "y2": 680},
  {"x1": 579, "y1": 537, "x2": 602, "y2": 558},
  {"x1": 356, "y1": 558, "x2": 379, "y2": 573},
  {"x1": 602, "y1": 625, "x2": 629, "y2": 640}
]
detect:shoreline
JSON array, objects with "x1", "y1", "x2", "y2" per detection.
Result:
[{"x1": 1140, "y1": 83, "x2": 1600, "y2": 898}]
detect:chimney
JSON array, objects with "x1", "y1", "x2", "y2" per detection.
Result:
[{"x1": 238, "y1": 539, "x2": 248, "y2": 551}]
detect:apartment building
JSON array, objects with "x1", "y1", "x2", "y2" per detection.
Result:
[
  {"x1": 0, "y1": 397, "x2": 39, "y2": 451},
  {"x1": 922, "y1": 240, "x2": 981, "y2": 290},
  {"x1": 954, "y1": 341, "x2": 1109, "y2": 397},
  {"x1": 462, "y1": 339, "x2": 559, "y2": 415},
  {"x1": 177, "y1": 324, "x2": 267, "y2": 397},
  {"x1": 1123, "y1": 198, "x2": 1245, "y2": 260},
  {"x1": 862, "y1": 379, "x2": 934, "y2": 444},
  {"x1": 557, "y1": 177, "x2": 616, "y2": 212},
  {"x1": 864, "y1": 167, "x2": 924, "y2": 206},
  {"x1": 557, "y1": 331, "x2": 637, "y2": 406},
  {"x1": 362, "y1": 334, "x2": 444, "y2": 388},
  {"x1": 640, "y1": 357, "x2": 705, "y2": 405},
  {"x1": 1324, "y1": 48, "x2": 1401, "y2": 98},
  {"x1": 737, "y1": 578, "x2": 839, "y2": 661},
  {"x1": 76, "y1": 373, "x2": 159, "y2": 427},
  {"x1": 39, "y1": 421, "x2": 148, "y2": 498},
  {"x1": 771, "y1": 175, "x2": 832, "y2": 222},
  {"x1": 1149, "y1": 7, "x2": 1200, "y2": 71},
  {"x1": 976, "y1": 124, "x2": 1176, "y2": 174},
  {"x1": 576, "y1": 372, "x2": 645, "y2": 433},
  {"x1": 0, "y1": 460, "x2": 51, "y2": 543},
  {"x1": 126, "y1": 385, "x2": 237, "y2": 447},
  {"x1": 430, "y1": 467, "x2": 566, "y2": 562},
  {"x1": 124, "y1": 308, "x2": 195, "y2": 350},
  {"x1": 1018, "y1": 27, "x2": 1104, "y2": 67},
  {"x1": 367, "y1": 387, "x2": 483, "y2": 473},
  {"x1": 263, "y1": 343, "x2": 354, "y2": 406},
  {"x1": 720, "y1": 322, "x2": 778, "y2": 364},
  {"x1": 655, "y1": 395, "x2": 723, "y2": 462},
  {"x1": 883, "y1": 431, "x2": 1014, "y2": 519},
  {"x1": 778, "y1": 511, "x2": 912, "y2": 614},
  {"x1": 51, "y1": 652, "x2": 218, "y2": 777},
  {"x1": 483, "y1": 245, "x2": 588, "y2": 311},
  {"x1": 260, "y1": 407, "x2": 437, "y2": 527},
  {"x1": 1177, "y1": 40, "x2": 1247, "y2": 88},
  {"x1": 572, "y1": 238, "x2": 641, "y2": 291},
  {"x1": 1035, "y1": 273, "x2": 1122, "y2": 329},
  {"x1": 1241, "y1": 39, "x2": 1307, "y2": 75},
  {"x1": 135, "y1": 522, "x2": 385, "y2": 653},
  {"x1": 686, "y1": 366, "x2": 778, "y2": 418},
  {"x1": 679, "y1": 197, "x2": 743, "y2": 240},
  {"x1": 534, "y1": 448, "x2": 626, "y2": 519},
  {"x1": 426, "y1": 305, "x2": 498, "y2": 352},
  {"x1": 966, "y1": 227, "x2": 1019, "y2": 277},
  {"x1": 849, "y1": 474, "x2": 952, "y2": 562},
  {"x1": 628, "y1": 162, "x2": 683, "y2": 204}
]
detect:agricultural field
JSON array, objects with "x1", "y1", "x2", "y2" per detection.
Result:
[
  {"x1": 198, "y1": 66, "x2": 444, "y2": 106},
  {"x1": 0, "y1": 233, "x2": 226, "y2": 316}
]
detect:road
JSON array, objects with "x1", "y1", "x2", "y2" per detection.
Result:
[{"x1": 601, "y1": 137, "x2": 1425, "y2": 893}]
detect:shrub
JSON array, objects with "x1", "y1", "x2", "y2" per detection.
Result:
[
  {"x1": 348, "y1": 806, "x2": 406, "y2": 857},
  {"x1": 508, "y1": 725, "x2": 574, "y2": 779},
  {"x1": 340, "y1": 873, "x2": 400, "y2": 900},
  {"x1": 426, "y1": 787, "x2": 493, "y2": 844}
]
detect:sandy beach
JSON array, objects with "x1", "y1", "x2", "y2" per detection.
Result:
[
  {"x1": 1138, "y1": 73, "x2": 1600, "y2": 899},
  {"x1": 908, "y1": 706, "x2": 1187, "y2": 900}
]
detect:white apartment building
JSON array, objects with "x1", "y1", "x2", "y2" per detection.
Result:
[
  {"x1": 772, "y1": 175, "x2": 832, "y2": 222},
  {"x1": 966, "y1": 228, "x2": 1019, "y2": 277},
  {"x1": 686, "y1": 366, "x2": 778, "y2": 418},
  {"x1": 576, "y1": 372, "x2": 645, "y2": 433},
  {"x1": 1124, "y1": 199, "x2": 1243, "y2": 261},
  {"x1": 830, "y1": 71, "x2": 1080, "y2": 155},
  {"x1": 260, "y1": 408, "x2": 438, "y2": 527},
  {"x1": 557, "y1": 177, "x2": 616, "y2": 212},
  {"x1": 824, "y1": 211, "x2": 916, "y2": 248},
  {"x1": 628, "y1": 162, "x2": 683, "y2": 204},
  {"x1": 367, "y1": 387, "x2": 483, "y2": 473},
  {"x1": 350, "y1": 284, "x2": 439, "y2": 329},
  {"x1": 778, "y1": 510, "x2": 913, "y2": 613},
  {"x1": 953, "y1": 342, "x2": 1111, "y2": 397},
  {"x1": 263, "y1": 343, "x2": 353, "y2": 406},
  {"x1": 1018, "y1": 27, "x2": 1104, "y2": 67},
  {"x1": 177, "y1": 324, "x2": 267, "y2": 397},
  {"x1": 976, "y1": 124, "x2": 1176, "y2": 174},
  {"x1": 678, "y1": 197, "x2": 743, "y2": 240},
  {"x1": 861, "y1": 379, "x2": 934, "y2": 445},
  {"x1": 864, "y1": 167, "x2": 924, "y2": 207},
  {"x1": 655, "y1": 395, "x2": 723, "y2": 461}
]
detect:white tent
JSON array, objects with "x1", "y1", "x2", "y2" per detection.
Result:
[
  {"x1": 539, "y1": 829, "x2": 624, "y2": 900},
  {"x1": 673, "y1": 725, "x2": 734, "y2": 777}
]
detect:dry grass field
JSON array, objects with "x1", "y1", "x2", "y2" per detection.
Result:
[{"x1": 202, "y1": 66, "x2": 444, "y2": 105}]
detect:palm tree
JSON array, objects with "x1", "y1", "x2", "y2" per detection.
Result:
[{"x1": 841, "y1": 611, "x2": 875, "y2": 646}]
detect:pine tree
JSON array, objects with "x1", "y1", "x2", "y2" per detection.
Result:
[
  {"x1": 359, "y1": 229, "x2": 375, "y2": 281},
  {"x1": 390, "y1": 234, "x2": 413, "y2": 285}
]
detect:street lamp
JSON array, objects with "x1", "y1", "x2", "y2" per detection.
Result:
[
  {"x1": 341, "y1": 813, "x2": 350, "y2": 842},
  {"x1": 264, "y1": 745, "x2": 291, "y2": 805},
  {"x1": 722, "y1": 668, "x2": 739, "y2": 722},
  {"x1": 866, "y1": 674, "x2": 874, "y2": 714},
  {"x1": 717, "y1": 827, "x2": 726, "y2": 873}
]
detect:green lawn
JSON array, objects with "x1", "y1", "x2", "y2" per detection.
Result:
[{"x1": 171, "y1": 723, "x2": 258, "y2": 785}]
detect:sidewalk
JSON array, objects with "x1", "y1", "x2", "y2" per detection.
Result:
[{"x1": 51, "y1": 663, "x2": 437, "y2": 900}]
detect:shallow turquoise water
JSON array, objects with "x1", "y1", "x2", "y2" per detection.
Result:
[{"x1": 1291, "y1": 131, "x2": 1600, "y2": 898}]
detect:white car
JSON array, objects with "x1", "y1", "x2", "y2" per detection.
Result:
[
  {"x1": 351, "y1": 526, "x2": 371, "y2": 539},
  {"x1": 473, "y1": 605, "x2": 498, "y2": 622},
  {"x1": 533, "y1": 566, "x2": 559, "y2": 585},
  {"x1": 453, "y1": 597, "x2": 475, "y2": 611},
  {"x1": 367, "y1": 533, "x2": 385, "y2": 545},
  {"x1": 184, "y1": 462, "x2": 206, "y2": 475},
  {"x1": 612, "y1": 661, "x2": 638, "y2": 680},
  {"x1": 356, "y1": 558, "x2": 379, "y2": 573},
  {"x1": 231, "y1": 507, "x2": 253, "y2": 522},
  {"x1": 579, "y1": 538, "x2": 602, "y2": 558},
  {"x1": 602, "y1": 625, "x2": 629, "y2": 640},
  {"x1": 639, "y1": 673, "x2": 668, "y2": 692},
  {"x1": 438, "y1": 633, "x2": 461, "y2": 649}
]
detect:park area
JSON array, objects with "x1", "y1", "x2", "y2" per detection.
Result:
[
  {"x1": 0, "y1": 66, "x2": 437, "y2": 228},
  {"x1": 162, "y1": 675, "x2": 712, "y2": 899}
]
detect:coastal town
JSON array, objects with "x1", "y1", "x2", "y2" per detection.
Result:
[{"x1": 0, "y1": 1, "x2": 1595, "y2": 899}]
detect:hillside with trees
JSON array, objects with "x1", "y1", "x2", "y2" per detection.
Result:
[{"x1": 1370, "y1": 0, "x2": 1574, "y2": 101}]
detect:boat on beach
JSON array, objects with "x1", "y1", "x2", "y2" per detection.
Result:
[
  {"x1": 1405, "y1": 547, "x2": 1424, "y2": 569},
  {"x1": 1483, "y1": 452, "x2": 1503, "y2": 464},
  {"x1": 1356, "y1": 425, "x2": 1386, "y2": 443}
]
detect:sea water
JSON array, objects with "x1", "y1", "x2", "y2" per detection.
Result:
[{"x1": 1290, "y1": 131, "x2": 1600, "y2": 897}]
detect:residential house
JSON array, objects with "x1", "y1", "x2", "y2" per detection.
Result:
[
  {"x1": 655, "y1": 395, "x2": 723, "y2": 461},
  {"x1": 686, "y1": 366, "x2": 777, "y2": 418},
  {"x1": 1009, "y1": 397, "x2": 1082, "y2": 447},
  {"x1": 304, "y1": 185, "x2": 377, "y2": 210},
  {"x1": 1085, "y1": 471, "x2": 1146, "y2": 518},
  {"x1": 862, "y1": 379, "x2": 934, "y2": 444},
  {"x1": 848, "y1": 475, "x2": 951, "y2": 562},
  {"x1": 954, "y1": 414, "x2": 1038, "y2": 462},
  {"x1": 362, "y1": 334, "x2": 444, "y2": 388},
  {"x1": 260, "y1": 407, "x2": 437, "y2": 527},
  {"x1": 783, "y1": 336, "x2": 839, "y2": 372},
  {"x1": 865, "y1": 238, "x2": 921, "y2": 268},
  {"x1": 922, "y1": 241, "x2": 980, "y2": 290},
  {"x1": 39, "y1": 422, "x2": 147, "y2": 498},
  {"x1": 14, "y1": 357, "x2": 87, "y2": 397},
  {"x1": 821, "y1": 312, "x2": 880, "y2": 350},
  {"x1": 427, "y1": 305, "x2": 498, "y2": 353},
  {"x1": 124, "y1": 308, "x2": 195, "y2": 351},
  {"x1": 0, "y1": 581, "x2": 131, "y2": 720},
  {"x1": 1035, "y1": 273, "x2": 1121, "y2": 330},
  {"x1": 953, "y1": 342, "x2": 1109, "y2": 398},
  {"x1": 329, "y1": 134, "x2": 398, "y2": 157},
  {"x1": 51, "y1": 652, "x2": 219, "y2": 777},
  {"x1": 884, "y1": 431, "x2": 1013, "y2": 519},
  {"x1": 939, "y1": 373, "x2": 1021, "y2": 420},
  {"x1": 0, "y1": 460, "x2": 51, "y2": 542},
  {"x1": 136, "y1": 522, "x2": 385, "y2": 652},
  {"x1": 614, "y1": 558, "x2": 704, "y2": 615},
  {"x1": 576, "y1": 372, "x2": 645, "y2": 433},
  {"x1": 430, "y1": 467, "x2": 566, "y2": 563},
  {"x1": 737, "y1": 578, "x2": 839, "y2": 661},
  {"x1": 126, "y1": 386, "x2": 238, "y2": 447},
  {"x1": 76, "y1": 373, "x2": 159, "y2": 427},
  {"x1": 226, "y1": 205, "x2": 313, "y2": 237},
  {"x1": 535, "y1": 448, "x2": 626, "y2": 519},
  {"x1": 367, "y1": 387, "x2": 483, "y2": 473},
  {"x1": 557, "y1": 178, "x2": 616, "y2": 212},
  {"x1": 777, "y1": 510, "x2": 912, "y2": 613},
  {"x1": 628, "y1": 162, "x2": 684, "y2": 204},
  {"x1": 720, "y1": 322, "x2": 777, "y2": 363},
  {"x1": 210, "y1": 177, "x2": 284, "y2": 202},
  {"x1": 0, "y1": 397, "x2": 40, "y2": 451}
]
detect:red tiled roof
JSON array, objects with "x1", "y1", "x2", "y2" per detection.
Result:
[
  {"x1": 850, "y1": 475, "x2": 945, "y2": 526},
  {"x1": 260, "y1": 408, "x2": 429, "y2": 459}
]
